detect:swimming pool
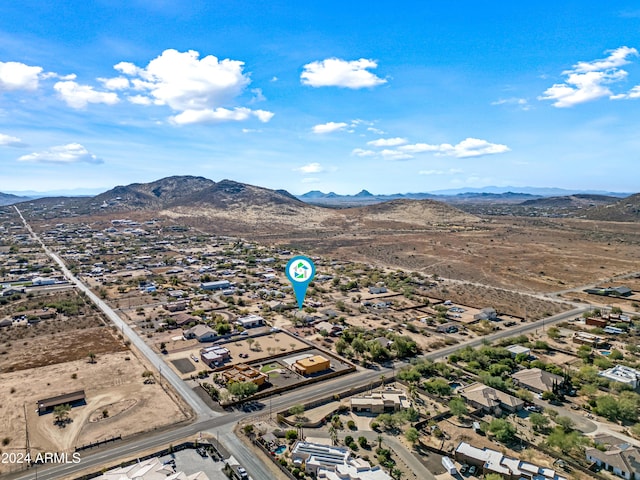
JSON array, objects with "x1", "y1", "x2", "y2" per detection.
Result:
[
  {"x1": 274, "y1": 445, "x2": 286, "y2": 455},
  {"x1": 600, "y1": 350, "x2": 611, "y2": 356}
]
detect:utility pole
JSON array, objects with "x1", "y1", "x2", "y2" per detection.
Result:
[{"x1": 23, "y1": 403, "x2": 31, "y2": 461}]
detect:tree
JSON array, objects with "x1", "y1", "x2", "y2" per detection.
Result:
[
  {"x1": 358, "y1": 436, "x2": 369, "y2": 448},
  {"x1": 88, "y1": 352, "x2": 96, "y2": 364},
  {"x1": 289, "y1": 404, "x2": 305, "y2": 420},
  {"x1": 596, "y1": 395, "x2": 619, "y2": 420},
  {"x1": 485, "y1": 474, "x2": 505, "y2": 480},
  {"x1": 405, "y1": 427, "x2": 419, "y2": 445},
  {"x1": 555, "y1": 416, "x2": 574, "y2": 432},
  {"x1": 392, "y1": 467, "x2": 403, "y2": 479},
  {"x1": 246, "y1": 338, "x2": 255, "y2": 350},
  {"x1": 228, "y1": 381, "x2": 259, "y2": 399},
  {"x1": 328, "y1": 425, "x2": 338, "y2": 445},
  {"x1": 53, "y1": 404, "x2": 71, "y2": 425},
  {"x1": 285, "y1": 430, "x2": 298, "y2": 442},
  {"x1": 529, "y1": 413, "x2": 549, "y2": 432},
  {"x1": 488, "y1": 419, "x2": 516, "y2": 443},
  {"x1": 515, "y1": 388, "x2": 534, "y2": 403},
  {"x1": 449, "y1": 397, "x2": 468, "y2": 418},
  {"x1": 547, "y1": 326, "x2": 560, "y2": 340},
  {"x1": 546, "y1": 426, "x2": 586, "y2": 454}
]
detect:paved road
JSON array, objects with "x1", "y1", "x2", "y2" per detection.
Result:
[{"x1": 14, "y1": 206, "x2": 214, "y2": 420}]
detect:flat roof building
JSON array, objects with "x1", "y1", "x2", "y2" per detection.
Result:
[
  {"x1": 599, "y1": 365, "x2": 640, "y2": 389},
  {"x1": 292, "y1": 355, "x2": 330, "y2": 376},
  {"x1": 351, "y1": 389, "x2": 410, "y2": 414},
  {"x1": 37, "y1": 390, "x2": 86, "y2": 415}
]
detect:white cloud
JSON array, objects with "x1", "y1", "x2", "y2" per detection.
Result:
[
  {"x1": 116, "y1": 49, "x2": 250, "y2": 110},
  {"x1": 380, "y1": 149, "x2": 413, "y2": 160},
  {"x1": 127, "y1": 94, "x2": 153, "y2": 105},
  {"x1": 53, "y1": 81, "x2": 119, "y2": 108},
  {"x1": 294, "y1": 162, "x2": 324, "y2": 174},
  {"x1": 611, "y1": 85, "x2": 640, "y2": 100},
  {"x1": 418, "y1": 168, "x2": 463, "y2": 175},
  {"x1": 98, "y1": 76, "x2": 130, "y2": 90},
  {"x1": 312, "y1": 121, "x2": 348, "y2": 134},
  {"x1": 0, "y1": 133, "x2": 26, "y2": 147},
  {"x1": 169, "y1": 107, "x2": 273, "y2": 125},
  {"x1": 18, "y1": 143, "x2": 103, "y2": 164},
  {"x1": 112, "y1": 49, "x2": 272, "y2": 125},
  {"x1": 351, "y1": 148, "x2": 376, "y2": 157},
  {"x1": 0, "y1": 61, "x2": 43, "y2": 91},
  {"x1": 539, "y1": 46, "x2": 639, "y2": 107},
  {"x1": 301, "y1": 58, "x2": 386, "y2": 89},
  {"x1": 367, "y1": 127, "x2": 385, "y2": 135},
  {"x1": 367, "y1": 137, "x2": 407, "y2": 147},
  {"x1": 491, "y1": 97, "x2": 531, "y2": 110},
  {"x1": 399, "y1": 138, "x2": 510, "y2": 158}
]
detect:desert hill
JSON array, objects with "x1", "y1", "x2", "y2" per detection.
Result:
[
  {"x1": 341, "y1": 198, "x2": 480, "y2": 227},
  {"x1": 519, "y1": 194, "x2": 619, "y2": 208},
  {"x1": 92, "y1": 175, "x2": 215, "y2": 210},
  {"x1": 583, "y1": 193, "x2": 640, "y2": 222}
]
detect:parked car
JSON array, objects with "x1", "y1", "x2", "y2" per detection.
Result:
[
  {"x1": 468, "y1": 465, "x2": 477, "y2": 475},
  {"x1": 238, "y1": 466, "x2": 248, "y2": 479}
]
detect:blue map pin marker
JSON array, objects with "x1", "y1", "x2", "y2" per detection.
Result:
[{"x1": 285, "y1": 255, "x2": 316, "y2": 310}]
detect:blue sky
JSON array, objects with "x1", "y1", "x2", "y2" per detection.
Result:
[{"x1": 1, "y1": 1, "x2": 639, "y2": 195}]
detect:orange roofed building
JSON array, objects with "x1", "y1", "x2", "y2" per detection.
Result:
[
  {"x1": 292, "y1": 355, "x2": 331, "y2": 376},
  {"x1": 221, "y1": 363, "x2": 268, "y2": 386}
]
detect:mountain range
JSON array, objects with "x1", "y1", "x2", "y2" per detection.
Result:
[{"x1": 2, "y1": 176, "x2": 639, "y2": 222}]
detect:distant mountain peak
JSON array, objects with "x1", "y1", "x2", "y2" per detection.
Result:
[{"x1": 355, "y1": 189, "x2": 374, "y2": 197}]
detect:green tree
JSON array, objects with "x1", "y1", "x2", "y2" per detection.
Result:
[
  {"x1": 555, "y1": 416, "x2": 574, "y2": 432},
  {"x1": 88, "y1": 352, "x2": 96, "y2": 364},
  {"x1": 529, "y1": 413, "x2": 549, "y2": 432},
  {"x1": 228, "y1": 381, "x2": 259, "y2": 399},
  {"x1": 595, "y1": 395, "x2": 619, "y2": 420},
  {"x1": 488, "y1": 419, "x2": 516, "y2": 443},
  {"x1": 285, "y1": 430, "x2": 298, "y2": 442},
  {"x1": 289, "y1": 404, "x2": 305, "y2": 420},
  {"x1": 53, "y1": 404, "x2": 71, "y2": 425},
  {"x1": 405, "y1": 427, "x2": 419, "y2": 445},
  {"x1": 546, "y1": 426, "x2": 586, "y2": 454},
  {"x1": 449, "y1": 397, "x2": 468, "y2": 418}
]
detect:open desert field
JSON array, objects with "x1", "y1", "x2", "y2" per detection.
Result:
[{"x1": 0, "y1": 350, "x2": 189, "y2": 475}]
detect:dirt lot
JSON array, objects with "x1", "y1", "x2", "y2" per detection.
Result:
[{"x1": 0, "y1": 350, "x2": 188, "y2": 474}]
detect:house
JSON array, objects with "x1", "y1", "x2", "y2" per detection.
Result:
[
  {"x1": 292, "y1": 355, "x2": 331, "y2": 375},
  {"x1": 32, "y1": 277, "x2": 55, "y2": 286},
  {"x1": 314, "y1": 321, "x2": 343, "y2": 336},
  {"x1": 455, "y1": 442, "x2": 566, "y2": 480},
  {"x1": 586, "y1": 435, "x2": 640, "y2": 480},
  {"x1": 506, "y1": 344, "x2": 531, "y2": 358},
  {"x1": 221, "y1": 364, "x2": 268, "y2": 386},
  {"x1": 200, "y1": 346, "x2": 231, "y2": 367},
  {"x1": 368, "y1": 286, "x2": 387, "y2": 295},
  {"x1": 37, "y1": 390, "x2": 86, "y2": 415},
  {"x1": 573, "y1": 332, "x2": 607, "y2": 347},
  {"x1": 165, "y1": 301, "x2": 189, "y2": 312},
  {"x1": 0, "y1": 318, "x2": 12, "y2": 328},
  {"x1": 599, "y1": 365, "x2": 640, "y2": 389},
  {"x1": 200, "y1": 280, "x2": 231, "y2": 291},
  {"x1": 511, "y1": 368, "x2": 564, "y2": 394},
  {"x1": 474, "y1": 308, "x2": 498, "y2": 321},
  {"x1": 236, "y1": 314, "x2": 264, "y2": 329},
  {"x1": 351, "y1": 389, "x2": 410, "y2": 414},
  {"x1": 292, "y1": 441, "x2": 392, "y2": 479},
  {"x1": 459, "y1": 383, "x2": 524, "y2": 413},
  {"x1": 436, "y1": 322, "x2": 458, "y2": 334},
  {"x1": 1, "y1": 287, "x2": 24, "y2": 296},
  {"x1": 170, "y1": 312, "x2": 200, "y2": 327},
  {"x1": 586, "y1": 317, "x2": 608, "y2": 328},
  {"x1": 183, "y1": 325, "x2": 217, "y2": 342}
]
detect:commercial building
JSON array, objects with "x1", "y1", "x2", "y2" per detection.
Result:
[{"x1": 292, "y1": 355, "x2": 331, "y2": 375}]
